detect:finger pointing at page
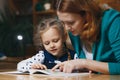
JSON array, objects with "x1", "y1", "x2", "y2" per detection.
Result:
[{"x1": 52, "y1": 62, "x2": 64, "y2": 71}]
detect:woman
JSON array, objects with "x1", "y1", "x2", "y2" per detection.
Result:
[{"x1": 52, "y1": 0, "x2": 120, "y2": 74}]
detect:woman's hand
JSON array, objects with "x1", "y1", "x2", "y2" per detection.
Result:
[
  {"x1": 52, "y1": 59, "x2": 86, "y2": 73},
  {"x1": 31, "y1": 63, "x2": 47, "y2": 70}
]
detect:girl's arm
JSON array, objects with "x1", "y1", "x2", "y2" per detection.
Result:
[{"x1": 17, "y1": 51, "x2": 45, "y2": 72}]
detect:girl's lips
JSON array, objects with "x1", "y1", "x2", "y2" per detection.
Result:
[{"x1": 50, "y1": 49, "x2": 57, "y2": 52}]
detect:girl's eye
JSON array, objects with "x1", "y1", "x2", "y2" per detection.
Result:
[
  {"x1": 53, "y1": 39, "x2": 59, "y2": 43},
  {"x1": 44, "y1": 42, "x2": 49, "y2": 45}
]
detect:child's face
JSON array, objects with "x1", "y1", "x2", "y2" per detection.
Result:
[{"x1": 41, "y1": 28, "x2": 64, "y2": 58}]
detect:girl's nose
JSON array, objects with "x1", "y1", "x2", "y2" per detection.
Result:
[{"x1": 50, "y1": 43, "x2": 55, "y2": 48}]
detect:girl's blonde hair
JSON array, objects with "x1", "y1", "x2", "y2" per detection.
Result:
[{"x1": 37, "y1": 17, "x2": 66, "y2": 49}]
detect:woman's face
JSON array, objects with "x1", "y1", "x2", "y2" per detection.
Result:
[{"x1": 57, "y1": 11, "x2": 86, "y2": 36}]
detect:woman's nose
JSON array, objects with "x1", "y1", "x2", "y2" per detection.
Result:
[{"x1": 65, "y1": 24, "x2": 71, "y2": 30}]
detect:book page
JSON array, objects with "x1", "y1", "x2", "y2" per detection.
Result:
[
  {"x1": 0, "y1": 69, "x2": 90, "y2": 77},
  {"x1": 28, "y1": 69, "x2": 90, "y2": 77},
  {"x1": 29, "y1": 69, "x2": 64, "y2": 75},
  {"x1": 0, "y1": 71, "x2": 29, "y2": 75}
]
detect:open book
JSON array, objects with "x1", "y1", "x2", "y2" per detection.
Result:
[
  {"x1": 28, "y1": 69, "x2": 64, "y2": 75},
  {"x1": 0, "y1": 69, "x2": 90, "y2": 76}
]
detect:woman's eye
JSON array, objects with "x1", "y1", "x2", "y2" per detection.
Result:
[
  {"x1": 68, "y1": 21, "x2": 74, "y2": 25},
  {"x1": 67, "y1": 21, "x2": 75, "y2": 26}
]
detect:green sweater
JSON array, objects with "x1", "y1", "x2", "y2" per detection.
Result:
[{"x1": 69, "y1": 9, "x2": 120, "y2": 75}]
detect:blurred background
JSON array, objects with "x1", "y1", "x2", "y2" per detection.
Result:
[{"x1": 0, "y1": 0, "x2": 56, "y2": 58}]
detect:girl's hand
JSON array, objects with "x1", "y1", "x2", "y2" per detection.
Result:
[
  {"x1": 52, "y1": 59, "x2": 86, "y2": 73},
  {"x1": 31, "y1": 63, "x2": 47, "y2": 70}
]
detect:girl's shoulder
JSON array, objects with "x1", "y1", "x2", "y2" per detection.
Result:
[
  {"x1": 33, "y1": 50, "x2": 45, "y2": 60},
  {"x1": 36, "y1": 50, "x2": 45, "y2": 56},
  {"x1": 37, "y1": 50, "x2": 51, "y2": 58}
]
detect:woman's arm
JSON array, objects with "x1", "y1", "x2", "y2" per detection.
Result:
[
  {"x1": 52, "y1": 59, "x2": 109, "y2": 74},
  {"x1": 85, "y1": 59, "x2": 109, "y2": 74}
]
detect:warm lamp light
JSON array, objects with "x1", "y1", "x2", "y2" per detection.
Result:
[{"x1": 17, "y1": 35, "x2": 23, "y2": 40}]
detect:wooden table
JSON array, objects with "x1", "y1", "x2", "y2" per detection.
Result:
[{"x1": 0, "y1": 69, "x2": 120, "y2": 80}]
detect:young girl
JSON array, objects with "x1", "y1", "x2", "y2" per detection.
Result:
[{"x1": 17, "y1": 18, "x2": 76, "y2": 72}]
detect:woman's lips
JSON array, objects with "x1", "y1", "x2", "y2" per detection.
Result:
[{"x1": 71, "y1": 30, "x2": 75, "y2": 34}]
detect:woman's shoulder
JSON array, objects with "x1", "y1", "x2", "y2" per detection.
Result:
[
  {"x1": 102, "y1": 8, "x2": 120, "y2": 19},
  {"x1": 101, "y1": 8, "x2": 120, "y2": 29}
]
